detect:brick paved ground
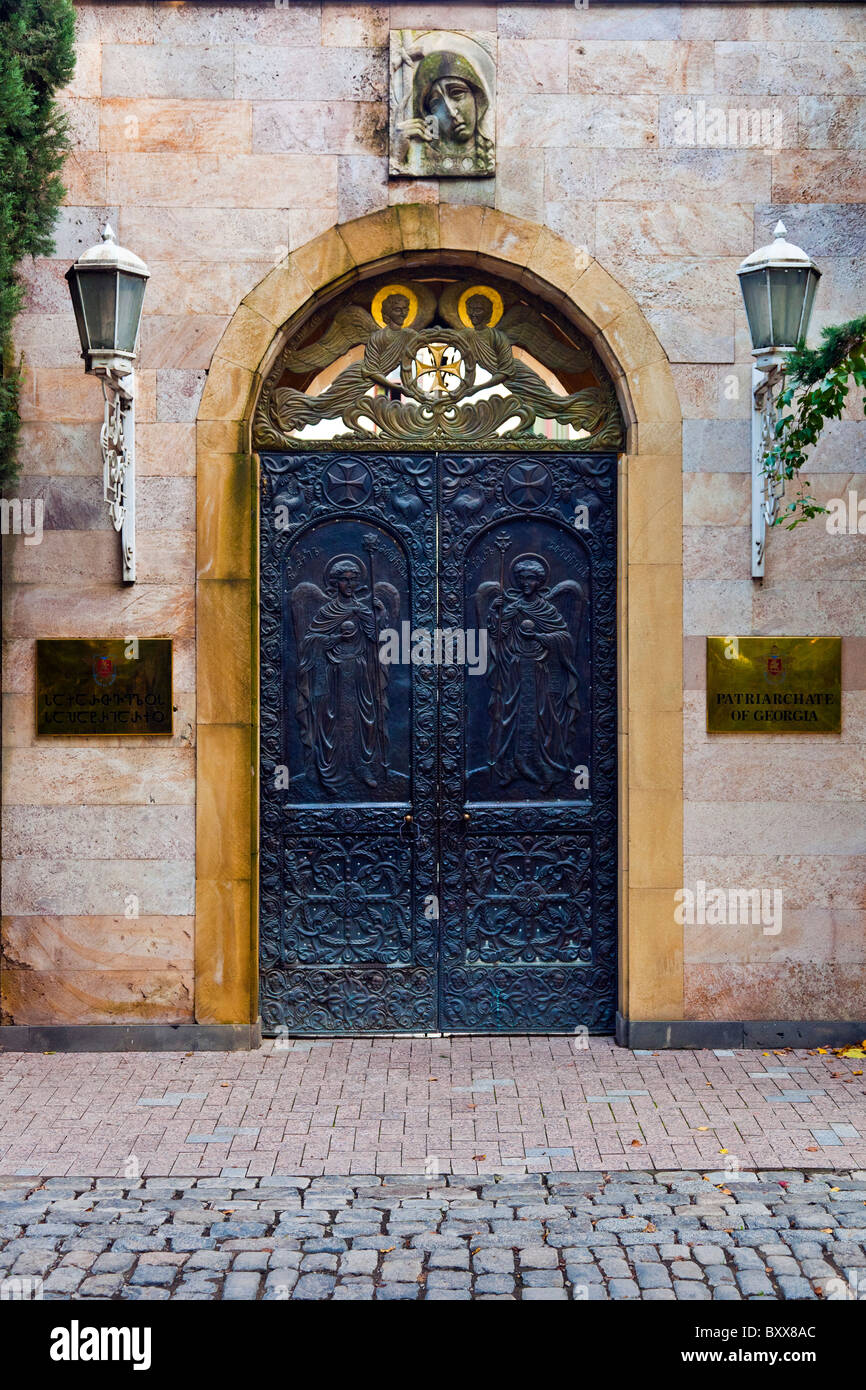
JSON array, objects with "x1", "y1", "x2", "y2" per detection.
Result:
[
  {"x1": 2, "y1": 1171, "x2": 866, "y2": 1301},
  {"x1": 1, "y1": 1038, "x2": 864, "y2": 1177}
]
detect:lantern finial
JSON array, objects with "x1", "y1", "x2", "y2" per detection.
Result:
[{"x1": 773, "y1": 220, "x2": 787, "y2": 239}]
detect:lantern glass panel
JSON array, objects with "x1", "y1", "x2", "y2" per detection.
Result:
[
  {"x1": 768, "y1": 266, "x2": 811, "y2": 349},
  {"x1": 67, "y1": 272, "x2": 89, "y2": 359},
  {"x1": 739, "y1": 269, "x2": 772, "y2": 351},
  {"x1": 116, "y1": 272, "x2": 147, "y2": 355},
  {"x1": 798, "y1": 268, "x2": 819, "y2": 344},
  {"x1": 79, "y1": 269, "x2": 118, "y2": 350}
]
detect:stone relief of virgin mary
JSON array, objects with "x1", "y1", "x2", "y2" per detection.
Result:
[{"x1": 390, "y1": 30, "x2": 496, "y2": 178}]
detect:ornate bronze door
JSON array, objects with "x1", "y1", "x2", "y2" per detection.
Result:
[
  {"x1": 438, "y1": 452, "x2": 617, "y2": 1032},
  {"x1": 259, "y1": 449, "x2": 617, "y2": 1033},
  {"x1": 259, "y1": 449, "x2": 439, "y2": 1031}
]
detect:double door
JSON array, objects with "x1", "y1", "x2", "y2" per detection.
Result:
[{"x1": 258, "y1": 449, "x2": 617, "y2": 1032}]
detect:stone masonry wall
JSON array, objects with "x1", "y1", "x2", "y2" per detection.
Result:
[{"x1": 2, "y1": 2, "x2": 865, "y2": 1026}]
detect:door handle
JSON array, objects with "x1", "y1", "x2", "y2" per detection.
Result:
[{"x1": 400, "y1": 813, "x2": 419, "y2": 842}]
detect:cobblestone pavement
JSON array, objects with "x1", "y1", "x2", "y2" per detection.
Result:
[
  {"x1": 1, "y1": 1038, "x2": 865, "y2": 1177},
  {"x1": 2, "y1": 1171, "x2": 866, "y2": 1300}
]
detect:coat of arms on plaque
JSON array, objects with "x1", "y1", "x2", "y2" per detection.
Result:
[
  {"x1": 389, "y1": 30, "x2": 496, "y2": 178},
  {"x1": 92, "y1": 654, "x2": 116, "y2": 687},
  {"x1": 766, "y1": 645, "x2": 784, "y2": 682}
]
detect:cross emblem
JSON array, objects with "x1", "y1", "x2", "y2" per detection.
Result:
[
  {"x1": 504, "y1": 462, "x2": 552, "y2": 507},
  {"x1": 323, "y1": 461, "x2": 372, "y2": 504},
  {"x1": 411, "y1": 342, "x2": 465, "y2": 398}
]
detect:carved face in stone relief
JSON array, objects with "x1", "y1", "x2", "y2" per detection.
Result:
[
  {"x1": 425, "y1": 76, "x2": 477, "y2": 144},
  {"x1": 414, "y1": 51, "x2": 487, "y2": 150}
]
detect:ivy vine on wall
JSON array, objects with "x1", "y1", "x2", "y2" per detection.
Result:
[
  {"x1": 765, "y1": 314, "x2": 866, "y2": 529},
  {"x1": 0, "y1": 0, "x2": 75, "y2": 485}
]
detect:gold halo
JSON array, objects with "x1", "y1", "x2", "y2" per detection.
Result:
[
  {"x1": 371, "y1": 283, "x2": 419, "y2": 328},
  {"x1": 458, "y1": 284, "x2": 504, "y2": 328}
]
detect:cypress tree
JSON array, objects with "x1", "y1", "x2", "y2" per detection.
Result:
[{"x1": 0, "y1": 0, "x2": 76, "y2": 484}]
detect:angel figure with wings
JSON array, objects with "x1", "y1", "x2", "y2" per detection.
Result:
[
  {"x1": 263, "y1": 284, "x2": 435, "y2": 436},
  {"x1": 291, "y1": 552, "x2": 400, "y2": 793},
  {"x1": 476, "y1": 553, "x2": 584, "y2": 792},
  {"x1": 440, "y1": 284, "x2": 620, "y2": 441}
]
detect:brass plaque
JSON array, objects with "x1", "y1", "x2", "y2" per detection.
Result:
[
  {"x1": 37, "y1": 639, "x2": 173, "y2": 737},
  {"x1": 706, "y1": 636, "x2": 841, "y2": 734}
]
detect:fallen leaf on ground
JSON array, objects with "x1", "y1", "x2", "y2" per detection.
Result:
[
  {"x1": 472, "y1": 1154, "x2": 486, "y2": 1161},
  {"x1": 806, "y1": 1147, "x2": 820, "y2": 1153},
  {"x1": 631, "y1": 1140, "x2": 642, "y2": 1148},
  {"x1": 697, "y1": 1126, "x2": 710, "y2": 1132},
  {"x1": 644, "y1": 1222, "x2": 656, "y2": 1233}
]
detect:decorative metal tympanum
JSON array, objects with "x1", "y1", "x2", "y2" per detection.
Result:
[
  {"x1": 259, "y1": 447, "x2": 617, "y2": 1034},
  {"x1": 253, "y1": 273, "x2": 624, "y2": 449}
]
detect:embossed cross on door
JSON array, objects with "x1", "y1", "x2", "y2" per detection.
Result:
[{"x1": 259, "y1": 450, "x2": 617, "y2": 1033}]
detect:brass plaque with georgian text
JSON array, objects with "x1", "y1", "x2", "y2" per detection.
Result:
[
  {"x1": 36, "y1": 639, "x2": 173, "y2": 737},
  {"x1": 706, "y1": 636, "x2": 841, "y2": 734}
]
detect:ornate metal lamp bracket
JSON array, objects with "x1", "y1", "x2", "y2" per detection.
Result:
[
  {"x1": 100, "y1": 368, "x2": 136, "y2": 584},
  {"x1": 751, "y1": 360, "x2": 785, "y2": 580}
]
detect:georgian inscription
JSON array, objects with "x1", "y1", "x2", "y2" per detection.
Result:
[{"x1": 36, "y1": 639, "x2": 172, "y2": 737}]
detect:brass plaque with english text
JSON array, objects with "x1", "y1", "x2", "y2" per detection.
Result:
[{"x1": 706, "y1": 636, "x2": 841, "y2": 734}]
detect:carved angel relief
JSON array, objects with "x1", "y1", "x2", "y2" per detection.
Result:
[
  {"x1": 291, "y1": 546, "x2": 400, "y2": 793},
  {"x1": 475, "y1": 548, "x2": 586, "y2": 792},
  {"x1": 253, "y1": 278, "x2": 624, "y2": 449}
]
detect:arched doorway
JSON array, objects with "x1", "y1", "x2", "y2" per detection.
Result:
[
  {"x1": 255, "y1": 265, "x2": 621, "y2": 1033},
  {"x1": 193, "y1": 208, "x2": 684, "y2": 1041}
]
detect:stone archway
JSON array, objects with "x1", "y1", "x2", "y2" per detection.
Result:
[{"x1": 194, "y1": 206, "x2": 684, "y2": 1040}]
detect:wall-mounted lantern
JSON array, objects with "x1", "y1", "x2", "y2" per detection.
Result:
[
  {"x1": 738, "y1": 221, "x2": 821, "y2": 578},
  {"x1": 66, "y1": 225, "x2": 149, "y2": 584}
]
